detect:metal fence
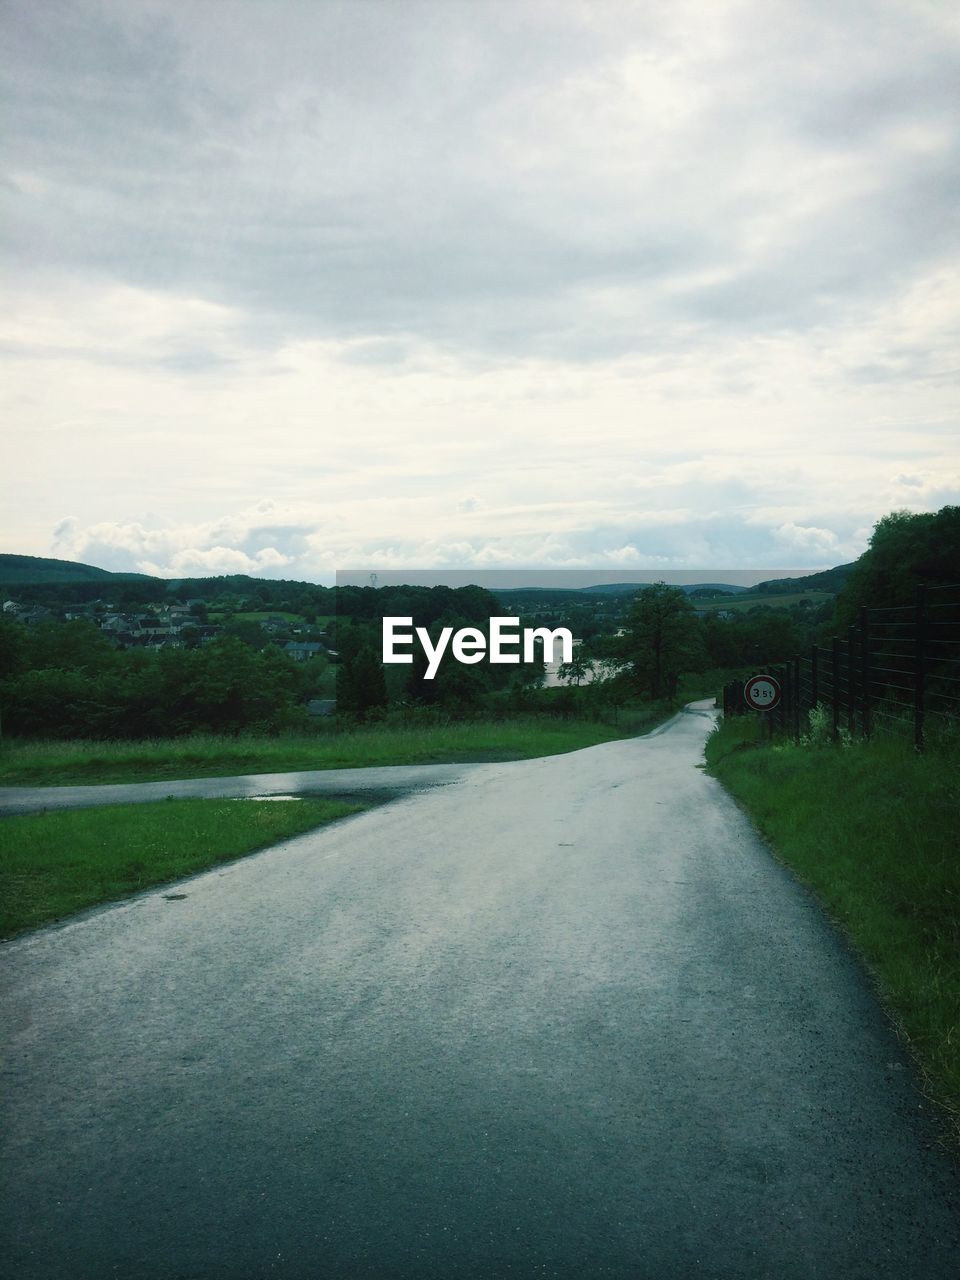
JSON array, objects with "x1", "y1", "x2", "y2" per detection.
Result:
[{"x1": 722, "y1": 583, "x2": 960, "y2": 750}]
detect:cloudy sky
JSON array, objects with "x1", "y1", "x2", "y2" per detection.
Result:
[{"x1": 3, "y1": 0, "x2": 958, "y2": 581}]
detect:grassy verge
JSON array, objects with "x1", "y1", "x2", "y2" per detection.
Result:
[
  {"x1": 705, "y1": 716, "x2": 960, "y2": 1138},
  {"x1": 0, "y1": 702, "x2": 684, "y2": 787},
  {"x1": 0, "y1": 797, "x2": 368, "y2": 938}
]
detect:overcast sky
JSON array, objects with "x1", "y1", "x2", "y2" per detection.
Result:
[{"x1": 3, "y1": 0, "x2": 958, "y2": 581}]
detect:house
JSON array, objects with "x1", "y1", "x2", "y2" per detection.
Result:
[
  {"x1": 181, "y1": 623, "x2": 221, "y2": 646},
  {"x1": 261, "y1": 615, "x2": 292, "y2": 635},
  {"x1": 101, "y1": 613, "x2": 135, "y2": 635},
  {"x1": 284, "y1": 641, "x2": 325, "y2": 662}
]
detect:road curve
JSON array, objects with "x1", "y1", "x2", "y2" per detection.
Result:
[{"x1": 1, "y1": 701, "x2": 958, "y2": 1278}]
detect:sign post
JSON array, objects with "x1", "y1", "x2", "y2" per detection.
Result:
[{"x1": 743, "y1": 674, "x2": 782, "y2": 736}]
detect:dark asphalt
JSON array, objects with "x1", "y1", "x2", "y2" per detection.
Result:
[{"x1": 1, "y1": 702, "x2": 958, "y2": 1278}]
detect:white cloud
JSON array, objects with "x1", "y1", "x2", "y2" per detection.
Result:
[
  {"x1": 47, "y1": 498, "x2": 876, "y2": 583},
  {"x1": 772, "y1": 523, "x2": 841, "y2": 555},
  {"x1": 2, "y1": 0, "x2": 959, "y2": 569}
]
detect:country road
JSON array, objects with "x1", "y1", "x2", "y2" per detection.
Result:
[{"x1": 1, "y1": 701, "x2": 958, "y2": 1278}]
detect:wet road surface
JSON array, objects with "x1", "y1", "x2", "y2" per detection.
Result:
[
  {"x1": 1, "y1": 702, "x2": 958, "y2": 1278},
  {"x1": 0, "y1": 762, "x2": 477, "y2": 816}
]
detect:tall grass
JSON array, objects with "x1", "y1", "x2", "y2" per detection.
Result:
[
  {"x1": 706, "y1": 716, "x2": 960, "y2": 1139},
  {"x1": 0, "y1": 702, "x2": 680, "y2": 786}
]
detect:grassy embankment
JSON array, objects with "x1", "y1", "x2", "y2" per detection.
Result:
[
  {"x1": 706, "y1": 715, "x2": 960, "y2": 1138},
  {"x1": 0, "y1": 797, "x2": 369, "y2": 938},
  {"x1": 0, "y1": 678, "x2": 732, "y2": 787}
]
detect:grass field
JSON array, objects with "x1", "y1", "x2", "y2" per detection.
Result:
[
  {"x1": 0, "y1": 700, "x2": 691, "y2": 787},
  {"x1": 706, "y1": 716, "x2": 960, "y2": 1140},
  {"x1": 694, "y1": 590, "x2": 835, "y2": 613},
  {"x1": 0, "y1": 796, "x2": 368, "y2": 938}
]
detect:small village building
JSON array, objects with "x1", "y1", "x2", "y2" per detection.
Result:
[{"x1": 284, "y1": 641, "x2": 325, "y2": 662}]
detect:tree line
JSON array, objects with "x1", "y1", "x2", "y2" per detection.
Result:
[
  {"x1": 0, "y1": 621, "x2": 323, "y2": 738},
  {"x1": 1, "y1": 506, "x2": 956, "y2": 738}
]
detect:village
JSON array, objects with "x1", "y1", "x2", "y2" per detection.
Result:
[{"x1": 0, "y1": 593, "x2": 338, "y2": 661}]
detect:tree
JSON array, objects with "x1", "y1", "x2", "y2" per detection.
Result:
[
  {"x1": 0, "y1": 616, "x2": 27, "y2": 679},
  {"x1": 834, "y1": 506, "x2": 960, "y2": 627},
  {"x1": 557, "y1": 649, "x2": 594, "y2": 686},
  {"x1": 221, "y1": 619, "x2": 268, "y2": 650},
  {"x1": 337, "y1": 644, "x2": 388, "y2": 721},
  {"x1": 619, "y1": 583, "x2": 705, "y2": 699}
]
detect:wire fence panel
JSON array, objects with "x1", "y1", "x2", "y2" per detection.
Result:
[{"x1": 721, "y1": 583, "x2": 960, "y2": 750}]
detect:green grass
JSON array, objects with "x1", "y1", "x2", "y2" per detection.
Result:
[
  {"x1": 0, "y1": 797, "x2": 368, "y2": 938},
  {"x1": 706, "y1": 716, "x2": 960, "y2": 1138},
  {"x1": 0, "y1": 705, "x2": 682, "y2": 787},
  {"x1": 695, "y1": 590, "x2": 834, "y2": 613}
]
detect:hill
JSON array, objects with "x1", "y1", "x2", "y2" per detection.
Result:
[
  {"x1": 747, "y1": 565, "x2": 855, "y2": 595},
  {"x1": 580, "y1": 581, "x2": 750, "y2": 596},
  {"x1": 0, "y1": 555, "x2": 152, "y2": 585},
  {"x1": 494, "y1": 582, "x2": 749, "y2": 598}
]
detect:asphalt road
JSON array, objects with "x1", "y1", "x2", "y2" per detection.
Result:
[
  {"x1": 0, "y1": 762, "x2": 478, "y2": 816},
  {"x1": 1, "y1": 702, "x2": 958, "y2": 1278}
]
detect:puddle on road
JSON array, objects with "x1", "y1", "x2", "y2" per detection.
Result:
[{"x1": 231, "y1": 795, "x2": 303, "y2": 802}]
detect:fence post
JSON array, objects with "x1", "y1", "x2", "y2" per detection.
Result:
[
  {"x1": 914, "y1": 585, "x2": 926, "y2": 752},
  {"x1": 811, "y1": 645, "x2": 818, "y2": 708},
  {"x1": 859, "y1": 607, "x2": 871, "y2": 739},
  {"x1": 793, "y1": 654, "x2": 801, "y2": 743},
  {"x1": 847, "y1": 626, "x2": 857, "y2": 735},
  {"x1": 831, "y1": 637, "x2": 841, "y2": 742}
]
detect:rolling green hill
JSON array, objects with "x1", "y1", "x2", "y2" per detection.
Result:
[
  {"x1": 0, "y1": 554, "x2": 153, "y2": 585},
  {"x1": 748, "y1": 564, "x2": 855, "y2": 595}
]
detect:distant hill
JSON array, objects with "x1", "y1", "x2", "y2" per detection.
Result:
[
  {"x1": 747, "y1": 565, "x2": 855, "y2": 595},
  {"x1": 0, "y1": 554, "x2": 855, "y2": 597},
  {"x1": 494, "y1": 581, "x2": 750, "y2": 598},
  {"x1": 0, "y1": 554, "x2": 152, "y2": 585},
  {"x1": 581, "y1": 582, "x2": 752, "y2": 596}
]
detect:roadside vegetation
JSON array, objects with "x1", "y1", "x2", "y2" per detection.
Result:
[
  {"x1": 706, "y1": 714, "x2": 960, "y2": 1139},
  {"x1": 0, "y1": 660, "x2": 741, "y2": 787},
  {"x1": 0, "y1": 697, "x2": 694, "y2": 787},
  {"x1": 0, "y1": 796, "x2": 369, "y2": 938}
]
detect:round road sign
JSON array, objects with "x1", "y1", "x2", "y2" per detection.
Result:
[{"x1": 743, "y1": 673, "x2": 782, "y2": 712}]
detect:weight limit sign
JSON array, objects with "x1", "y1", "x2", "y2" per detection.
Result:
[{"x1": 743, "y1": 673, "x2": 783, "y2": 712}]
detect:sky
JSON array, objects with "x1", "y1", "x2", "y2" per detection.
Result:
[{"x1": 2, "y1": 0, "x2": 958, "y2": 583}]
